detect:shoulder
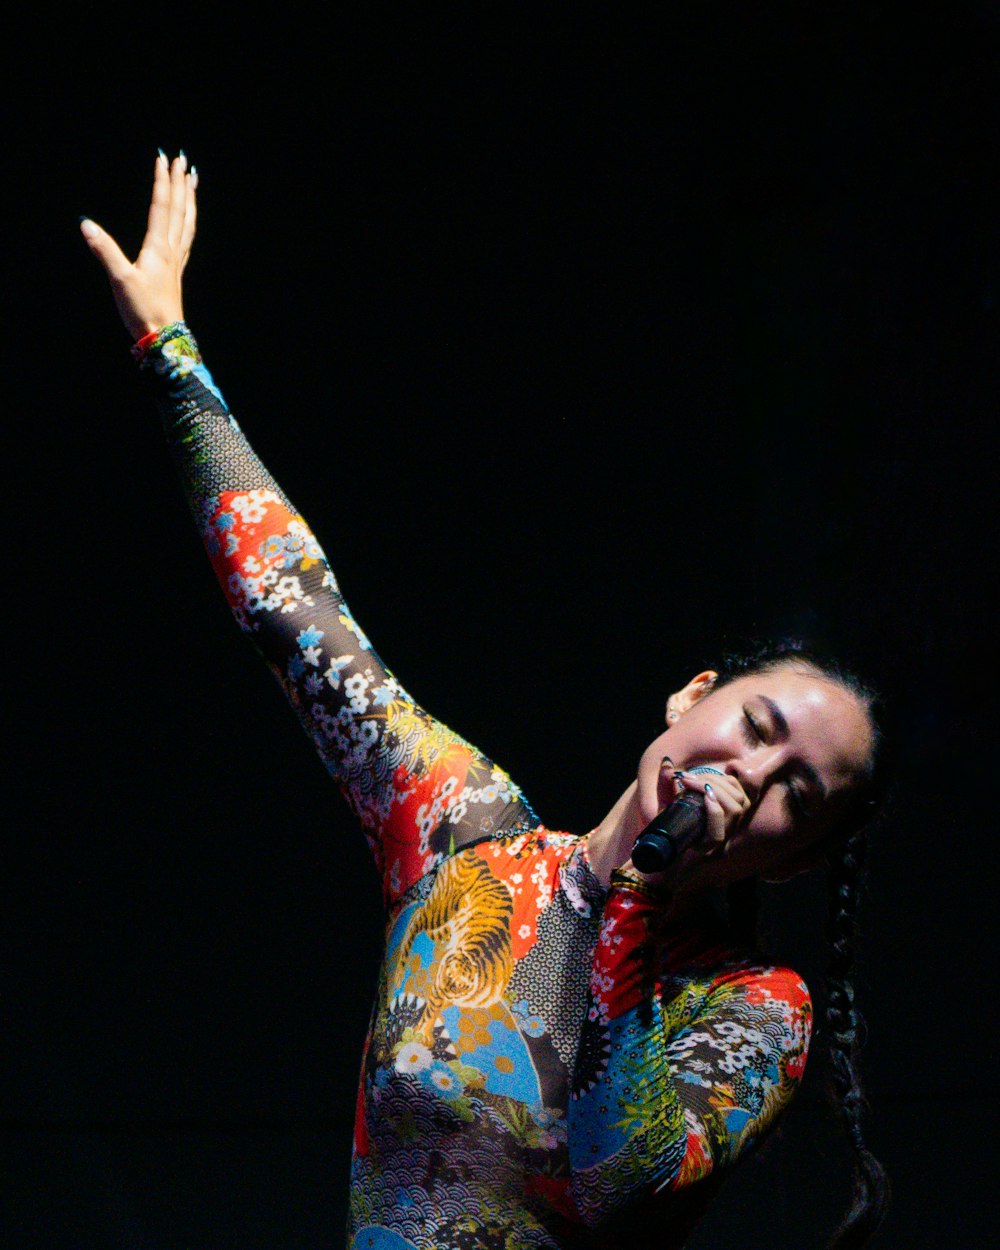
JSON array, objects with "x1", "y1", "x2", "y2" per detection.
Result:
[
  {"x1": 692, "y1": 960, "x2": 814, "y2": 1076},
  {"x1": 663, "y1": 952, "x2": 813, "y2": 1045},
  {"x1": 708, "y1": 961, "x2": 812, "y2": 1013}
]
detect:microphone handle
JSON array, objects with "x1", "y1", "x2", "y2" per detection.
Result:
[{"x1": 630, "y1": 766, "x2": 724, "y2": 875}]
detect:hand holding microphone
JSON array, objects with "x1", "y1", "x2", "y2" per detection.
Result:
[{"x1": 631, "y1": 765, "x2": 729, "y2": 875}]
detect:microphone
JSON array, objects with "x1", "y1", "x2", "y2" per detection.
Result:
[{"x1": 630, "y1": 766, "x2": 725, "y2": 875}]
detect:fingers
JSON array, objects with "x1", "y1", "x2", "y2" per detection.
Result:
[
  {"x1": 139, "y1": 150, "x2": 171, "y2": 260},
  {"x1": 81, "y1": 149, "x2": 194, "y2": 340},
  {"x1": 675, "y1": 770, "x2": 751, "y2": 847},
  {"x1": 702, "y1": 785, "x2": 727, "y2": 846},
  {"x1": 79, "y1": 217, "x2": 133, "y2": 284},
  {"x1": 138, "y1": 151, "x2": 193, "y2": 264},
  {"x1": 180, "y1": 165, "x2": 198, "y2": 273},
  {"x1": 167, "y1": 152, "x2": 189, "y2": 251}
]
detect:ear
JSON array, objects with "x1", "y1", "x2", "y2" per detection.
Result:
[{"x1": 666, "y1": 670, "x2": 718, "y2": 723}]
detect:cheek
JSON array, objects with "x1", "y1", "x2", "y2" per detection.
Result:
[{"x1": 744, "y1": 791, "x2": 795, "y2": 845}]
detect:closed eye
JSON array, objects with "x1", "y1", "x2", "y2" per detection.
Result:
[
  {"x1": 744, "y1": 706, "x2": 812, "y2": 819},
  {"x1": 741, "y1": 707, "x2": 763, "y2": 745}
]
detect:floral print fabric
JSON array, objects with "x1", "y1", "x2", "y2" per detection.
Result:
[{"x1": 143, "y1": 326, "x2": 813, "y2": 1249}]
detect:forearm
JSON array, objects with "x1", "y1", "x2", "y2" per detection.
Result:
[
  {"x1": 139, "y1": 322, "x2": 537, "y2": 902},
  {"x1": 141, "y1": 322, "x2": 288, "y2": 525}
]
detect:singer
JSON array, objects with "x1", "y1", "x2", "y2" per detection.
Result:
[{"x1": 81, "y1": 155, "x2": 890, "y2": 1249}]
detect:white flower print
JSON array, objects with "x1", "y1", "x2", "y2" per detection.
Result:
[
  {"x1": 429, "y1": 1066, "x2": 461, "y2": 1093},
  {"x1": 230, "y1": 489, "x2": 278, "y2": 524},
  {"x1": 274, "y1": 575, "x2": 305, "y2": 601},
  {"x1": 301, "y1": 645, "x2": 323, "y2": 667},
  {"x1": 394, "y1": 1042, "x2": 433, "y2": 1075},
  {"x1": 324, "y1": 656, "x2": 353, "y2": 688}
]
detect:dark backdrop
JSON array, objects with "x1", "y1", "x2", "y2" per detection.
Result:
[{"x1": 5, "y1": 6, "x2": 997, "y2": 1248}]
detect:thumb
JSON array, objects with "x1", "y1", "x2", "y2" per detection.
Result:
[{"x1": 79, "y1": 218, "x2": 133, "y2": 284}]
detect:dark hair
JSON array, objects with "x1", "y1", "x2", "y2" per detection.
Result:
[{"x1": 712, "y1": 639, "x2": 891, "y2": 1248}]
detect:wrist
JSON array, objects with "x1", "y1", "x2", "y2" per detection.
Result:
[{"x1": 133, "y1": 322, "x2": 198, "y2": 374}]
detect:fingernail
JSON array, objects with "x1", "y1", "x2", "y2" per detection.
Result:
[
  {"x1": 704, "y1": 782, "x2": 714, "y2": 798},
  {"x1": 157, "y1": 148, "x2": 168, "y2": 166},
  {"x1": 190, "y1": 165, "x2": 198, "y2": 187},
  {"x1": 660, "y1": 755, "x2": 673, "y2": 766},
  {"x1": 79, "y1": 218, "x2": 98, "y2": 239},
  {"x1": 179, "y1": 150, "x2": 188, "y2": 170}
]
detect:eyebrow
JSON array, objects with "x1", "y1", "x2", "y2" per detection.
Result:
[{"x1": 758, "y1": 695, "x2": 828, "y2": 804}]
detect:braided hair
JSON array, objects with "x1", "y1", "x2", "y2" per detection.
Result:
[
  {"x1": 824, "y1": 826, "x2": 890, "y2": 1247},
  {"x1": 711, "y1": 640, "x2": 891, "y2": 1248}
]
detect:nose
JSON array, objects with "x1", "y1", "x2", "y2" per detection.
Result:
[{"x1": 727, "y1": 746, "x2": 787, "y2": 807}]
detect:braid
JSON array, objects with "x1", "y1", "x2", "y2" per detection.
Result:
[{"x1": 824, "y1": 828, "x2": 890, "y2": 1248}]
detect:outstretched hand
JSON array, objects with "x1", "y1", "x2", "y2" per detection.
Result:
[{"x1": 81, "y1": 152, "x2": 196, "y2": 341}]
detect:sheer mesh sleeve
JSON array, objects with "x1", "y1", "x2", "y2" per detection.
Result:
[
  {"x1": 568, "y1": 875, "x2": 812, "y2": 1225},
  {"x1": 141, "y1": 324, "x2": 538, "y2": 907}
]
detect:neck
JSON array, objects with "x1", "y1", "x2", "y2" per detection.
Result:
[{"x1": 587, "y1": 781, "x2": 645, "y2": 887}]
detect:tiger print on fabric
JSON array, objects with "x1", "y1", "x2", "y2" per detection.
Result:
[
  {"x1": 143, "y1": 325, "x2": 815, "y2": 1249},
  {"x1": 397, "y1": 854, "x2": 515, "y2": 1030}
]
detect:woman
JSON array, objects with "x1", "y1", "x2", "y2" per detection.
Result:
[{"x1": 81, "y1": 153, "x2": 889, "y2": 1249}]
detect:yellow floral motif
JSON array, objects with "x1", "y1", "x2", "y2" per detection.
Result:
[{"x1": 383, "y1": 701, "x2": 493, "y2": 781}]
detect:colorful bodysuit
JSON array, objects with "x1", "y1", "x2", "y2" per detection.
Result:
[{"x1": 141, "y1": 324, "x2": 813, "y2": 1249}]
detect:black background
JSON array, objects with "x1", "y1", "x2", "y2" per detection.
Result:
[{"x1": 5, "y1": 5, "x2": 998, "y2": 1247}]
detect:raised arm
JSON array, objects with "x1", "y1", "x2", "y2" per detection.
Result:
[{"x1": 81, "y1": 154, "x2": 539, "y2": 907}]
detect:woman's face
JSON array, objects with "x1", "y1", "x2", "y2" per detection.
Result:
[{"x1": 636, "y1": 664, "x2": 874, "y2": 885}]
